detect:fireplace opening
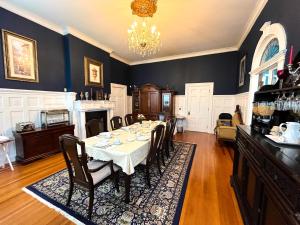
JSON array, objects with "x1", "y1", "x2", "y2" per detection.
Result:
[{"x1": 85, "y1": 111, "x2": 108, "y2": 135}]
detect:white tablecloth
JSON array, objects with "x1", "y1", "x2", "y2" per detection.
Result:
[{"x1": 84, "y1": 121, "x2": 165, "y2": 175}]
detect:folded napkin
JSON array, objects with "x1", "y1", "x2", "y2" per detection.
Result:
[
  {"x1": 94, "y1": 140, "x2": 110, "y2": 148},
  {"x1": 136, "y1": 136, "x2": 149, "y2": 141},
  {"x1": 99, "y1": 132, "x2": 112, "y2": 139}
]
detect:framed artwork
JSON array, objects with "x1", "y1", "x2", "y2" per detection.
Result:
[
  {"x1": 2, "y1": 29, "x2": 39, "y2": 82},
  {"x1": 84, "y1": 57, "x2": 103, "y2": 87},
  {"x1": 239, "y1": 55, "x2": 246, "y2": 87}
]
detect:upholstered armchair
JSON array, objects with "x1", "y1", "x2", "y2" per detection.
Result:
[{"x1": 215, "y1": 105, "x2": 243, "y2": 142}]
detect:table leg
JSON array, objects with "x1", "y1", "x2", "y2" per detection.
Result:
[
  {"x1": 3, "y1": 144, "x2": 14, "y2": 171},
  {"x1": 124, "y1": 174, "x2": 131, "y2": 203}
]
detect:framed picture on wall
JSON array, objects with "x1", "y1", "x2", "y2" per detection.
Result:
[
  {"x1": 84, "y1": 57, "x2": 103, "y2": 87},
  {"x1": 2, "y1": 30, "x2": 39, "y2": 82},
  {"x1": 239, "y1": 55, "x2": 246, "y2": 87}
]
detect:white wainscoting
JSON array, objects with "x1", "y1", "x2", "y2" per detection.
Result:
[
  {"x1": 127, "y1": 96, "x2": 132, "y2": 114},
  {"x1": 174, "y1": 92, "x2": 250, "y2": 133},
  {"x1": 0, "y1": 88, "x2": 76, "y2": 162},
  {"x1": 211, "y1": 95, "x2": 236, "y2": 132},
  {"x1": 235, "y1": 92, "x2": 250, "y2": 125}
]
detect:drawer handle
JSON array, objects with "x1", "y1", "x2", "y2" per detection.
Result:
[{"x1": 295, "y1": 212, "x2": 300, "y2": 221}]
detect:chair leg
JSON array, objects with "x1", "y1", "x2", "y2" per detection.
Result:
[
  {"x1": 145, "y1": 166, "x2": 151, "y2": 187},
  {"x1": 161, "y1": 149, "x2": 165, "y2": 166},
  {"x1": 66, "y1": 180, "x2": 74, "y2": 206},
  {"x1": 156, "y1": 154, "x2": 162, "y2": 176},
  {"x1": 114, "y1": 171, "x2": 120, "y2": 192},
  {"x1": 165, "y1": 144, "x2": 170, "y2": 158},
  {"x1": 88, "y1": 188, "x2": 94, "y2": 220}
]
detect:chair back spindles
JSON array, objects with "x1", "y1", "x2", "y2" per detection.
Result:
[
  {"x1": 86, "y1": 119, "x2": 103, "y2": 138},
  {"x1": 125, "y1": 114, "x2": 135, "y2": 126},
  {"x1": 59, "y1": 134, "x2": 92, "y2": 186},
  {"x1": 147, "y1": 124, "x2": 164, "y2": 164},
  {"x1": 110, "y1": 116, "x2": 123, "y2": 130}
]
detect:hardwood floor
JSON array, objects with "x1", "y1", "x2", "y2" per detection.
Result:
[{"x1": 0, "y1": 132, "x2": 243, "y2": 225}]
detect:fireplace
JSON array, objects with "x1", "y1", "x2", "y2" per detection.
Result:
[
  {"x1": 72, "y1": 100, "x2": 115, "y2": 139},
  {"x1": 85, "y1": 111, "x2": 108, "y2": 134}
]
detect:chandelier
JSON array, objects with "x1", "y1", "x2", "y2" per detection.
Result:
[{"x1": 128, "y1": 0, "x2": 161, "y2": 57}]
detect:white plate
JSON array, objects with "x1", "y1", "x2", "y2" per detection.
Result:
[{"x1": 0, "y1": 136, "x2": 9, "y2": 142}]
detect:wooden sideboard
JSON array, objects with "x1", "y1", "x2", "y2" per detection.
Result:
[
  {"x1": 14, "y1": 124, "x2": 75, "y2": 163},
  {"x1": 231, "y1": 125, "x2": 300, "y2": 225}
]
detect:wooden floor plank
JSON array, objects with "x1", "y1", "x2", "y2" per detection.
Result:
[{"x1": 0, "y1": 132, "x2": 243, "y2": 225}]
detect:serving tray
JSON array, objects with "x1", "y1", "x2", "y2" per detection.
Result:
[{"x1": 265, "y1": 135, "x2": 300, "y2": 147}]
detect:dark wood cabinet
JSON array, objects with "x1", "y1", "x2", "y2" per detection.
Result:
[
  {"x1": 14, "y1": 124, "x2": 75, "y2": 163},
  {"x1": 161, "y1": 90, "x2": 175, "y2": 115},
  {"x1": 231, "y1": 125, "x2": 300, "y2": 225},
  {"x1": 132, "y1": 84, "x2": 175, "y2": 120}
]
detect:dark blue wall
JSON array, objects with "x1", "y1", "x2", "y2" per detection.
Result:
[
  {"x1": 129, "y1": 51, "x2": 239, "y2": 95},
  {"x1": 237, "y1": 0, "x2": 300, "y2": 93},
  {"x1": 64, "y1": 35, "x2": 129, "y2": 97},
  {"x1": 0, "y1": 7, "x2": 66, "y2": 91}
]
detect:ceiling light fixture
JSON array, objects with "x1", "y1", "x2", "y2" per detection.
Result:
[{"x1": 128, "y1": 0, "x2": 161, "y2": 57}]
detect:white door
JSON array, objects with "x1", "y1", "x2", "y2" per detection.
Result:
[
  {"x1": 110, "y1": 83, "x2": 127, "y2": 119},
  {"x1": 185, "y1": 83, "x2": 213, "y2": 133}
]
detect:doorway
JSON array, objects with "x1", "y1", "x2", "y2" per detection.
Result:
[
  {"x1": 110, "y1": 83, "x2": 127, "y2": 119},
  {"x1": 185, "y1": 83, "x2": 213, "y2": 133}
]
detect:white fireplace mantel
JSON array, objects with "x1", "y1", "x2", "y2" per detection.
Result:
[{"x1": 73, "y1": 100, "x2": 115, "y2": 139}]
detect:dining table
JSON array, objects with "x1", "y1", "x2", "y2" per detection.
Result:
[{"x1": 83, "y1": 120, "x2": 165, "y2": 203}]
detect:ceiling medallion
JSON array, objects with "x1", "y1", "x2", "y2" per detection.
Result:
[
  {"x1": 128, "y1": 0, "x2": 161, "y2": 57},
  {"x1": 131, "y1": 0, "x2": 157, "y2": 17}
]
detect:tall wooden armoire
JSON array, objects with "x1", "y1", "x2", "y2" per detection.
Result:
[{"x1": 132, "y1": 83, "x2": 175, "y2": 120}]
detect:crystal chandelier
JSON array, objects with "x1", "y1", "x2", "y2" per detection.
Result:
[{"x1": 128, "y1": 0, "x2": 161, "y2": 57}]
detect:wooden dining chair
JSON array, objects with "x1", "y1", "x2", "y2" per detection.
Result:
[
  {"x1": 140, "y1": 124, "x2": 165, "y2": 187},
  {"x1": 125, "y1": 114, "x2": 135, "y2": 126},
  {"x1": 85, "y1": 119, "x2": 103, "y2": 138},
  {"x1": 169, "y1": 118, "x2": 177, "y2": 151},
  {"x1": 110, "y1": 116, "x2": 123, "y2": 130},
  {"x1": 59, "y1": 134, "x2": 120, "y2": 219},
  {"x1": 162, "y1": 120, "x2": 171, "y2": 160}
]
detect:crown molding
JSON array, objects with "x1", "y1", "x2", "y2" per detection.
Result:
[
  {"x1": 129, "y1": 47, "x2": 238, "y2": 65},
  {"x1": 0, "y1": 1, "x2": 64, "y2": 34},
  {"x1": 236, "y1": 0, "x2": 268, "y2": 49},
  {"x1": 110, "y1": 53, "x2": 131, "y2": 65},
  {"x1": 63, "y1": 27, "x2": 113, "y2": 54}
]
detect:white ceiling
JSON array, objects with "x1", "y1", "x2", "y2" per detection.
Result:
[{"x1": 0, "y1": 0, "x2": 267, "y2": 64}]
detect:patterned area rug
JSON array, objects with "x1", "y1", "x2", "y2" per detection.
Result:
[{"x1": 23, "y1": 141, "x2": 196, "y2": 225}]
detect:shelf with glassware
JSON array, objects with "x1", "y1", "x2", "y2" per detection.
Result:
[{"x1": 252, "y1": 50, "x2": 300, "y2": 143}]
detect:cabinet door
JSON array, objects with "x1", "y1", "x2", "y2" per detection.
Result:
[
  {"x1": 259, "y1": 192, "x2": 290, "y2": 225},
  {"x1": 140, "y1": 92, "x2": 149, "y2": 114},
  {"x1": 244, "y1": 161, "x2": 263, "y2": 225},
  {"x1": 233, "y1": 148, "x2": 246, "y2": 194},
  {"x1": 149, "y1": 92, "x2": 160, "y2": 114}
]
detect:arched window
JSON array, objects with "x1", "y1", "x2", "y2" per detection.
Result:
[
  {"x1": 244, "y1": 22, "x2": 287, "y2": 125},
  {"x1": 258, "y1": 38, "x2": 280, "y2": 88}
]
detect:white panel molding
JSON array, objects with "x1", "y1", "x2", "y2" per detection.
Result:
[
  {"x1": 127, "y1": 96, "x2": 132, "y2": 115},
  {"x1": 212, "y1": 95, "x2": 235, "y2": 132},
  {"x1": 0, "y1": 88, "x2": 76, "y2": 162}
]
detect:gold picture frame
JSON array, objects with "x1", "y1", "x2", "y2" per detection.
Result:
[
  {"x1": 2, "y1": 29, "x2": 39, "y2": 83},
  {"x1": 84, "y1": 57, "x2": 104, "y2": 87}
]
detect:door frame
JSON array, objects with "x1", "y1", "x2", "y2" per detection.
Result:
[
  {"x1": 185, "y1": 82, "x2": 214, "y2": 133},
  {"x1": 110, "y1": 83, "x2": 127, "y2": 118}
]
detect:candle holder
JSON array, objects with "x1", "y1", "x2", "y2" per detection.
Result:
[{"x1": 287, "y1": 62, "x2": 300, "y2": 86}]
